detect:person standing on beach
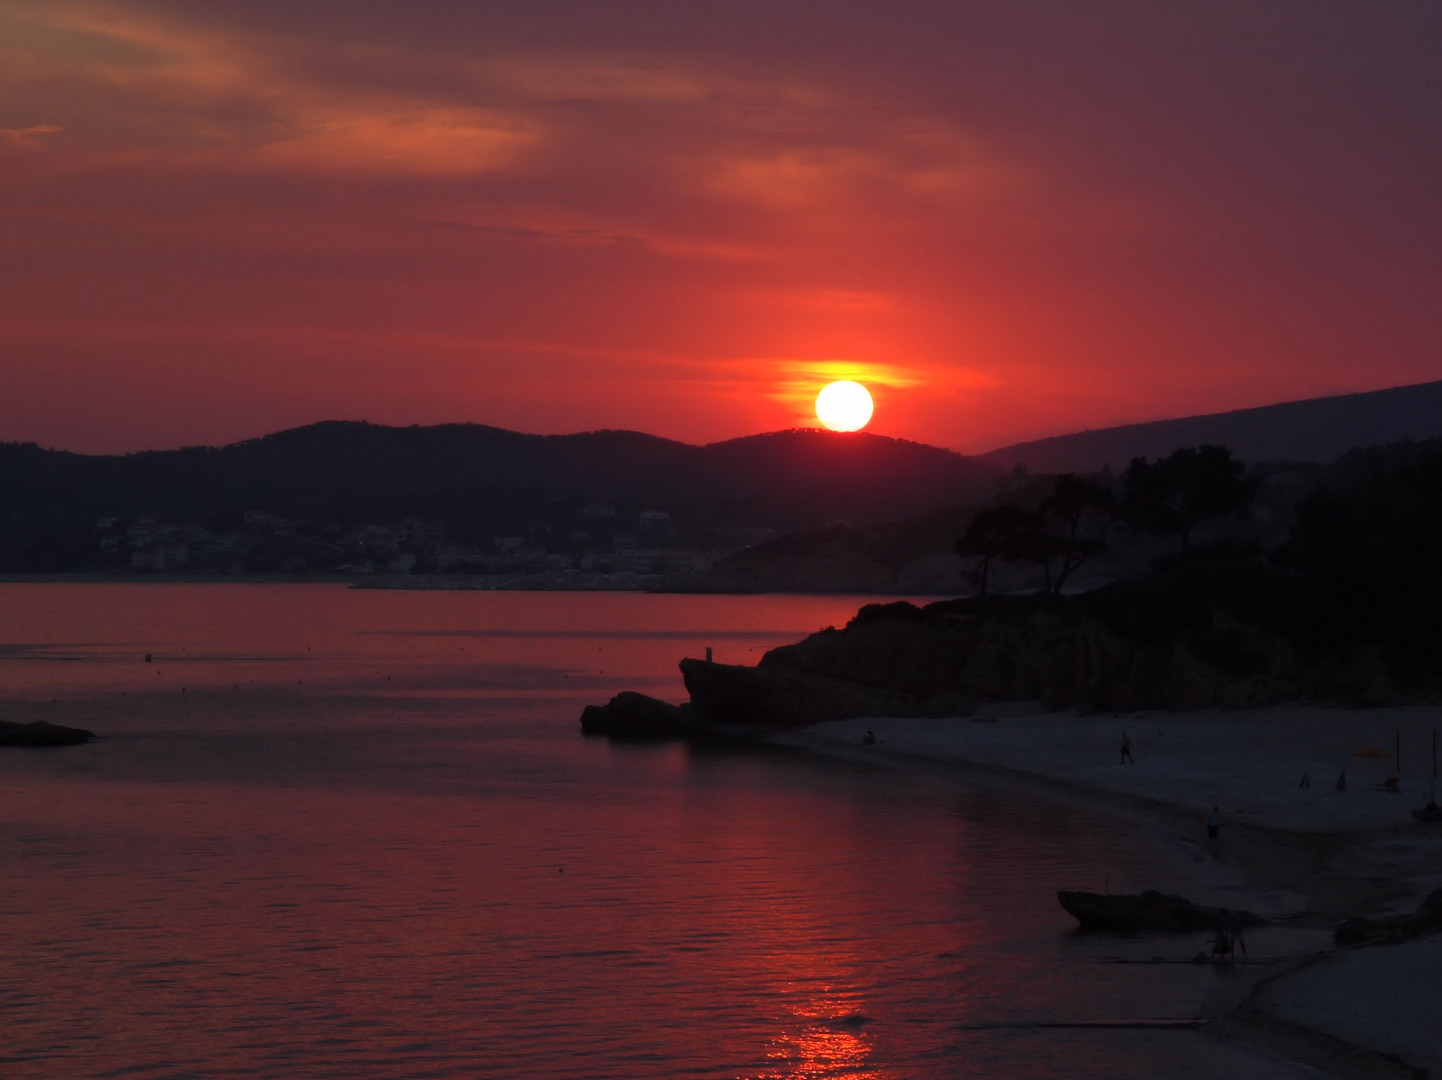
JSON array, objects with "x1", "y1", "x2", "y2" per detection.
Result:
[
  {"x1": 1120, "y1": 732, "x2": 1134, "y2": 764},
  {"x1": 1207, "y1": 806, "x2": 1221, "y2": 842},
  {"x1": 1221, "y1": 908, "x2": 1246, "y2": 958}
]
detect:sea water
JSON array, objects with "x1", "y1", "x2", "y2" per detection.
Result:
[{"x1": 0, "y1": 584, "x2": 1312, "y2": 1078}]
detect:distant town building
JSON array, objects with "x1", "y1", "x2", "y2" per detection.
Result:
[
  {"x1": 244, "y1": 511, "x2": 299, "y2": 534},
  {"x1": 130, "y1": 544, "x2": 189, "y2": 570}
]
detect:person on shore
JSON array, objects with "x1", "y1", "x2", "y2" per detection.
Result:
[
  {"x1": 1211, "y1": 925, "x2": 1233, "y2": 961},
  {"x1": 1207, "y1": 805, "x2": 1221, "y2": 842},
  {"x1": 1221, "y1": 908, "x2": 1246, "y2": 958},
  {"x1": 1120, "y1": 732, "x2": 1134, "y2": 764},
  {"x1": 861, "y1": 729, "x2": 877, "y2": 746}
]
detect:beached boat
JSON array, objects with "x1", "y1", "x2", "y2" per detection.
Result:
[
  {"x1": 1414, "y1": 729, "x2": 1441, "y2": 822},
  {"x1": 1057, "y1": 889, "x2": 1264, "y2": 932}
]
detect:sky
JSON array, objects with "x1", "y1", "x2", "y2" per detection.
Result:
[{"x1": 2, "y1": 1, "x2": 1440, "y2": 455}]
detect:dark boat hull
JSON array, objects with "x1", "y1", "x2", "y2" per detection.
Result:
[{"x1": 1058, "y1": 889, "x2": 1265, "y2": 932}]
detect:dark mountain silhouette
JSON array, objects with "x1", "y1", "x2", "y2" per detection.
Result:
[
  {"x1": 981, "y1": 379, "x2": 1442, "y2": 474},
  {"x1": 8, "y1": 380, "x2": 1442, "y2": 574},
  {"x1": 0, "y1": 422, "x2": 998, "y2": 570},
  {"x1": 694, "y1": 429, "x2": 996, "y2": 524}
]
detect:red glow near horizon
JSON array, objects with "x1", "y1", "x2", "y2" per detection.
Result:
[{"x1": 2, "y1": 4, "x2": 1440, "y2": 455}]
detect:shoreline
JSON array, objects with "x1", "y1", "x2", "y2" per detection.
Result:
[{"x1": 767, "y1": 706, "x2": 1442, "y2": 1077}]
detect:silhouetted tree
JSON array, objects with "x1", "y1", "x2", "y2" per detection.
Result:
[
  {"x1": 955, "y1": 504, "x2": 1047, "y2": 597},
  {"x1": 1122, "y1": 445, "x2": 1254, "y2": 551},
  {"x1": 1280, "y1": 444, "x2": 1442, "y2": 670},
  {"x1": 1039, "y1": 474, "x2": 1114, "y2": 594}
]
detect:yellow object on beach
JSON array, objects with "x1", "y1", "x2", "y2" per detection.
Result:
[{"x1": 1354, "y1": 747, "x2": 1390, "y2": 758}]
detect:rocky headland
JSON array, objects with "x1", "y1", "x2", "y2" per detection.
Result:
[{"x1": 581, "y1": 554, "x2": 1429, "y2": 738}]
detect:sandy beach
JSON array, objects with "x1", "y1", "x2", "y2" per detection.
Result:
[{"x1": 775, "y1": 703, "x2": 1442, "y2": 1077}]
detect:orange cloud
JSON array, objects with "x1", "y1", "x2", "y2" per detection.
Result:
[
  {"x1": 6, "y1": 3, "x2": 543, "y2": 174},
  {"x1": 0, "y1": 123, "x2": 62, "y2": 147}
]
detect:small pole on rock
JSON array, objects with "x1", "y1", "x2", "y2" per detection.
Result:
[{"x1": 705, "y1": 647, "x2": 713, "y2": 663}]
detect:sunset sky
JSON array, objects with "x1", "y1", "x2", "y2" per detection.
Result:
[{"x1": 3, "y1": 1, "x2": 1439, "y2": 454}]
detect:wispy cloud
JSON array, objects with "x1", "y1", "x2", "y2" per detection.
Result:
[
  {"x1": 6, "y1": 3, "x2": 543, "y2": 172},
  {"x1": 0, "y1": 123, "x2": 62, "y2": 147}
]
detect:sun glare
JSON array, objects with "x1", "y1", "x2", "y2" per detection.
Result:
[{"x1": 815, "y1": 380, "x2": 873, "y2": 432}]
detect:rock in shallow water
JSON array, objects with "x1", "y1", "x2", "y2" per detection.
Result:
[
  {"x1": 579, "y1": 691, "x2": 697, "y2": 738},
  {"x1": 0, "y1": 720, "x2": 97, "y2": 747}
]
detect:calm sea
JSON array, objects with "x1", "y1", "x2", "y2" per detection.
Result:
[{"x1": 0, "y1": 584, "x2": 1309, "y2": 1079}]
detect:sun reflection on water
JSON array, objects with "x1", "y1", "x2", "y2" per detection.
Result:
[{"x1": 755, "y1": 996, "x2": 882, "y2": 1080}]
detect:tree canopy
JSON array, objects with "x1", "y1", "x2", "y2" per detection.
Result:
[
  {"x1": 1121, "y1": 445, "x2": 1254, "y2": 550},
  {"x1": 1038, "y1": 474, "x2": 1114, "y2": 593},
  {"x1": 954, "y1": 504, "x2": 1048, "y2": 597}
]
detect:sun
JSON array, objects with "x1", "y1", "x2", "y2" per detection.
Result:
[{"x1": 815, "y1": 380, "x2": 874, "y2": 432}]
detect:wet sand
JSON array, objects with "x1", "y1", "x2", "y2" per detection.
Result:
[{"x1": 774, "y1": 704, "x2": 1442, "y2": 1077}]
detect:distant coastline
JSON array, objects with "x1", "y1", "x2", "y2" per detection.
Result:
[
  {"x1": 0, "y1": 570, "x2": 967, "y2": 595},
  {"x1": 0, "y1": 571, "x2": 368, "y2": 585}
]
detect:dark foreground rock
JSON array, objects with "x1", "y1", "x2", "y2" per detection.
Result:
[
  {"x1": 761, "y1": 588, "x2": 1308, "y2": 715},
  {"x1": 580, "y1": 692, "x2": 699, "y2": 738},
  {"x1": 0, "y1": 720, "x2": 97, "y2": 747},
  {"x1": 678, "y1": 658, "x2": 949, "y2": 727},
  {"x1": 579, "y1": 660, "x2": 961, "y2": 738},
  {"x1": 1058, "y1": 889, "x2": 1268, "y2": 932},
  {"x1": 1334, "y1": 887, "x2": 1442, "y2": 947}
]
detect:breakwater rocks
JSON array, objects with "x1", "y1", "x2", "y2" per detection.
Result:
[{"x1": 0, "y1": 719, "x2": 97, "y2": 747}]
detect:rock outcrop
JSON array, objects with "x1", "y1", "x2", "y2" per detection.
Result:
[
  {"x1": 679, "y1": 658, "x2": 935, "y2": 727},
  {"x1": 745, "y1": 545, "x2": 1415, "y2": 713},
  {"x1": 582, "y1": 556, "x2": 1419, "y2": 738},
  {"x1": 0, "y1": 720, "x2": 97, "y2": 747},
  {"x1": 758, "y1": 593, "x2": 1303, "y2": 714}
]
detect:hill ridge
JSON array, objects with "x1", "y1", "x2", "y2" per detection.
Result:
[{"x1": 981, "y1": 378, "x2": 1442, "y2": 473}]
